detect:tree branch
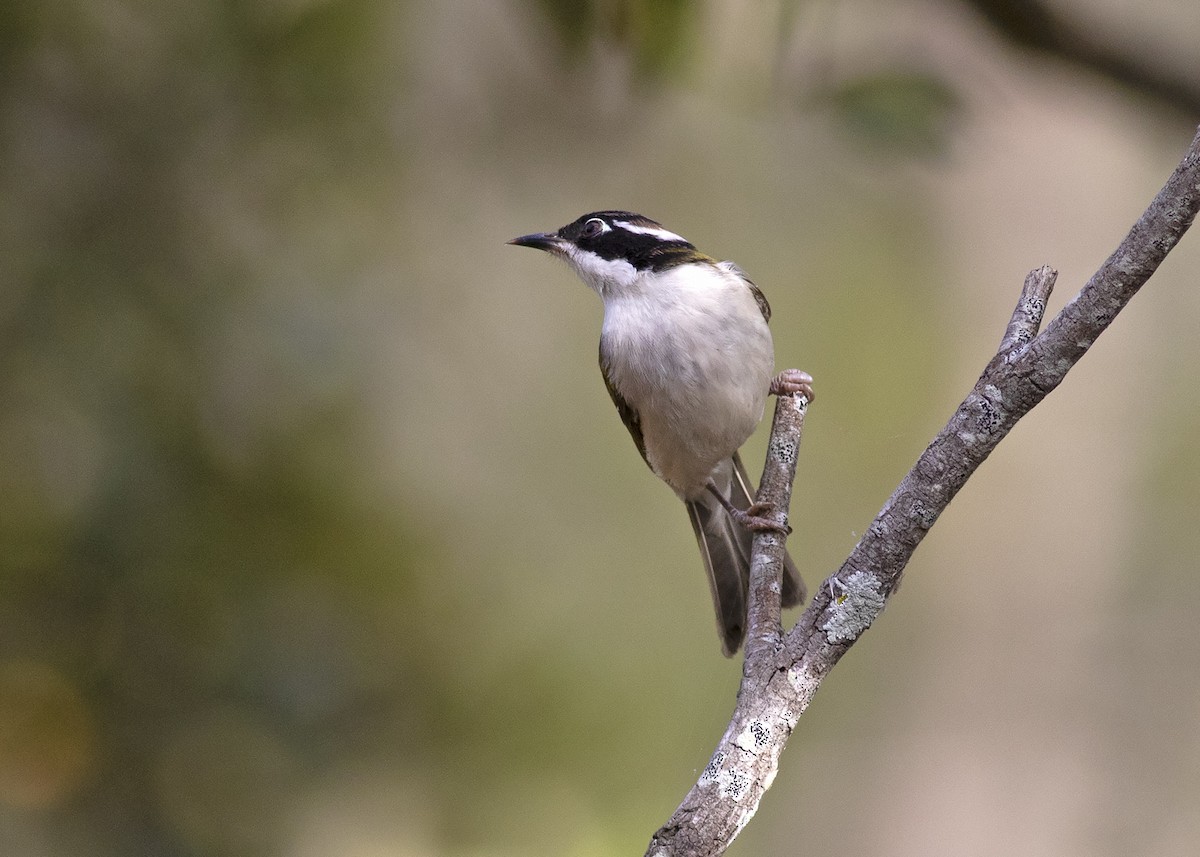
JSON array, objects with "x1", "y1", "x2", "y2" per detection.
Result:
[
  {"x1": 743, "y1": 392, "x2": 810, "y2": 666},
  {"x1": 646, "y1": 124, "x2": 1200, "y2": 857},
  {"x1": 960, "y1": 0, "x2": 1200, "y2": 117},
  {"x1": 643, "y1": 395, "x2": 810, "y2": 857}
]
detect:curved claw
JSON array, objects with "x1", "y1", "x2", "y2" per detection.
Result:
[
  {"x1": 705, "y1": 482, "x2": 793, "y2": 535},
  {"x1": 770, "y1": 369, "x2": 815, "y2": 402},
  {"x1": 732, "y1": 502, "x2": 792, "y2": 535}
]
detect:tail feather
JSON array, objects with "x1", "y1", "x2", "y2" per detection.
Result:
[
  {"x1": 686, "y1": 494, "x2": 748, "y2": 657},
  {"x1": 686, "y1": 454, "x2": 807, "y2": 657}
]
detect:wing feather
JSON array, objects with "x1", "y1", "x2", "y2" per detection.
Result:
[
  {"x1": 599, "y1": 339, "x2": 650, "y2": 468},
  {"x1": 717, "y1": 259, "x2": 771, "y2": 323}
]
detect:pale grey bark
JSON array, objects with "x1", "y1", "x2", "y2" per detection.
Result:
[{"x1": 646, "y1": 124, "x2": 1200, "y2": 857}]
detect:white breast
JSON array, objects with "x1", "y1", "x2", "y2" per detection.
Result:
[{"x1": 600, "y1": 262, "x2": 774, "y2": 499}]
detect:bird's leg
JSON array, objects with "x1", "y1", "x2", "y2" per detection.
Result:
[
  {"x1": 770, "y1": 368, "x2": 815, "y2": 402},
  {"x1": 705, "y1": 481, "x2": 792, "y2": 535}
]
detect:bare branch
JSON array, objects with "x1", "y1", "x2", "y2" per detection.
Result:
[
  {"x1": 999, "y1": 265, "x2": 1056, "y2": 353},
  {"x1": 646, "y1": 124, "x2": 1200, "y2": 857},
  {"x1": 961, "y1": 0, "x2": 1200, "y2": 116},
  {"x1": 744, "y1": 392, "x2": 810, "y2": 666},
  {"x1": 646, "y1": 393, "x2": 813, "y2": 857}
]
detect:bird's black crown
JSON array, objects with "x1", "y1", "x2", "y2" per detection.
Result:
[{"x1": 558, "y1": 211, "x2": 711, "y2": 271}]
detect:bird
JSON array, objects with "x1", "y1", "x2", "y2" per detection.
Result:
[{"x1": 509, "y1": 211, "x2": 813, "y2": 656}]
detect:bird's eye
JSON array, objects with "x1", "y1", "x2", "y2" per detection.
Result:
[{"x1": 581, "y1": 218, "x2": 606, "y2": 239}]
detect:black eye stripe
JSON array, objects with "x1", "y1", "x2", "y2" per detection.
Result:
[{"x1": 556, "y1": 212, "x2": 701, "y2": 270}]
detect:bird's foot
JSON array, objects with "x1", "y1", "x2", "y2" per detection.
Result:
[
  {"x1": 770, "y1": 369, "x2": 815, "y2": 402},
  {"x1": 707, "y1": 480, "x2": 793, "y2": 535},
  {"x1": 732, "y1": 502, "x2": 793, "y2": 535}
]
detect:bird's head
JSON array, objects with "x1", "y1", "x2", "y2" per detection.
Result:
[{"x1": 509, "y1": 211, "x2": 709, "y2": 296}]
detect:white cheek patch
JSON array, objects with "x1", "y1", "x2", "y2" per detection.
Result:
[
  {"x1": 566, "y1": 247, "x2": 638, "y2": 295},
  {"x1": 613, "y1": 220, "x2": 688, "y2": 244}
]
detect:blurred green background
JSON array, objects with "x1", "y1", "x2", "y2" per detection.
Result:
[{"x1": 2, "y1": 1, "x2": 1200, "y2": 855}]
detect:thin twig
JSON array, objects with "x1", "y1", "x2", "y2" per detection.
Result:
[
  {"x1": 999, "y1": 265, "x2": 1056, "y2": 353},
  {"x1": 744, "y1": 392, "x2": 809, "y2": 666},
  {"x1": 645, "y1": 392, "x2": 811, "y2": 857}
]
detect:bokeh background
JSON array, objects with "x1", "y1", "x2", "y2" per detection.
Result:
[{"x1": 3, "y1": 1, "x2": 1200, "y2": 855}]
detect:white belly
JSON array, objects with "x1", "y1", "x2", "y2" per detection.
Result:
[{"x1": 600, "y1": 264, "x2": 774, "y2": 499}]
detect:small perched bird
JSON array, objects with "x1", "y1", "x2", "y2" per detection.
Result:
[{"x1": 510, "y1": 211, "x2": 813, "y2": 656}]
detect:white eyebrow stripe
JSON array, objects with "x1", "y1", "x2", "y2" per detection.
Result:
[{"x1": 613, "y1": 220, "x2": 688, "y2": 243}]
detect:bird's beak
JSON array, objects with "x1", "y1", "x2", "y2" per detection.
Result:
[{"x1": 508, "y1": 232, "x2": 566, "y2": 254}]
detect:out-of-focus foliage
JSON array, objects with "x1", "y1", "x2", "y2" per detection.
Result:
[
  {"x1": 1, "y1": 1, "x2": 1199, "y2": 856},
  {"x1": 531, "y1": 0, "x2": 698, "y2": 77},
  {"x1": 822, "y1": 71, "x2": 963, "y2": 157},
  {"x1": 0, "y1": 1, "x2": 418, "y2": 854}
]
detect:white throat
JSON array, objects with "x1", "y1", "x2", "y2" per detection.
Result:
[{"x1": 563, "y1": 247, "x2": 639, "y2": 297}]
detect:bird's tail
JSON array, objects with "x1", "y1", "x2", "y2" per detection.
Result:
[{"x1": 685, "y1": 453, "x2": 806, "y2": 657}]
